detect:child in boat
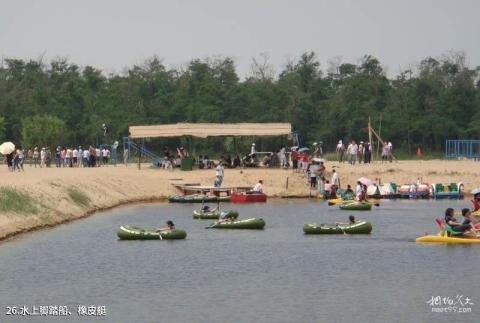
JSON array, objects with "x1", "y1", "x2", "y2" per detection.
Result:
[
  {"x1": 444, "y1": 208, "x2": 475, "y2": 235},
  {"x1": 158, "y1": 221, "x2": 175, "y2": 232}
]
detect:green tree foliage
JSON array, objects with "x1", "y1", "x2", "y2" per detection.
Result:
[
  {"x1": 0, "y1": 52, "x2": 478, "y2": 155},
  {"x1": 0, "y1": 116, "x2": 5, "y2": 141},
  {"x1": 21, "y1": 115, "x2": 65, "y2": 149}
]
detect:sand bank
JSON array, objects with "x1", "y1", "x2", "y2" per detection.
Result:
[{"x1": 0, "y1": 160, "x2": 479, "y2": 240}]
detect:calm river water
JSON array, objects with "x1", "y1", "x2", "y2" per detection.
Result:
[{"x1": 0, "y1": 199, "x2": 478, "y2": 323}]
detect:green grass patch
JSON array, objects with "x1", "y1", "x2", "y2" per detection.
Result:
[
  {"x1": 0, "y1": 187, "x2": 38, "y2": 214},
  {"x1": 67, "y1": 188, "x2": 91, "y2": 207}
]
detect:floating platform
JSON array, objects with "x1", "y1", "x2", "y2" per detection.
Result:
[{"x1": 172, "y1": 183, "x2": 252, "y2": 196}]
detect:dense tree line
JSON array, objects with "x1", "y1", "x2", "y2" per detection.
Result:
[{"x1": 0, "y1": 52, "x2": 478, "y2": 155}]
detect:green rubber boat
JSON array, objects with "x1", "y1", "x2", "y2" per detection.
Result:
[
  {"x1": 192, "y1": 210, "x2": 239, "y2": 220},
  {"x1": 339, "y1": 201, "x2": 372, "y2": 211},
  {"x1": 207, "y1": 218, "x2": 266, "y2": 229},
  {"x1": 303, "y1": 221, "x2": 372, "y2": 234},
  {"x1": 168, "y1": 194, "x2": 231, "y2": 203},
  {"x1": 117, "y1": 225, "x2": 187, "y2": 240}
]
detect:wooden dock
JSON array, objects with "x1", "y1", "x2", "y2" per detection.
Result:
[{"x1": 172, "y1": 183, "x2": 252, "y2": 196}]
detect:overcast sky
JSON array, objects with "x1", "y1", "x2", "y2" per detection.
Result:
[{"x1": 1, "y1": 0, "x2": 479, "y2": 78}]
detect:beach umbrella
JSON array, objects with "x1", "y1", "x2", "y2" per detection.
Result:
[
  {"x1": 471, "y1": 188, "x2": 480, "y2": 195},
  {"x1": 298, "y1": 147, "x2": 310, "y2": 152},
  {"x1": 0, "y1": 142, "x2": 15, "y2": 155},
  {"x1": 357, "y1": 177, "x2": 373, "y2": 186}
]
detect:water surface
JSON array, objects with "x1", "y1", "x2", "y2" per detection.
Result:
[{"x1": 0, "y1": 200, "x2": 478, "y2": 323}]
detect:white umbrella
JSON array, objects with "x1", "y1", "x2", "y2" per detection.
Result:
[
  {"x1": 471, "y1": 188, "x2": 480, "y2": 195},
  {"x1": 357, "y1": 176, "x2": 373, "y2": 186},
  {"x1": 0, "y1": 142, "x2": 15, "y2": 155}
]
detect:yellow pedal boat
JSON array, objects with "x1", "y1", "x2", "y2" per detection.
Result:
[{"x1": 416, "y1": 234, "x2": 480, "y2": 244}]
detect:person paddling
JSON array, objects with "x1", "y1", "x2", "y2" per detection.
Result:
[
  {"x1": 336, "y1": 215, "x2": 356, "y2": 226},
  {"x1": 444, "y1": 208, "x2": 476, "y2": 235},
  {"x1": 157, "y1": 220, "x2": 175, "y2": 232}
]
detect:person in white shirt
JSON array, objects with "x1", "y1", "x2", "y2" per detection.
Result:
[
  {"x1": 77, "y1": 147, "x2": 83, "y2": 167},
  {"x1": 40, "y1": 148, "x2": 46, "y2": 168},
  {"x1": 83, "y1": 149, "x2": 89, "y2": 167},
  {"x1": 336, "y1": 140, "x2": 345, "y2": 163},
  {"x1": 387, "y1": 141, "x2": 393, "y2": 162},
  {"x1": 309, "y1": 162, "x2": 319, "y2": 188},
  {"x1": 355, "y1": 181, "x2": 363, "y2": 199},
  {"x1": 96, "y1": 148, "x2": 101, "y2": 166},
  {"x1": 66, "y1": 148, "x2": 72, "y2": 167},
  {"x1": 102, "y1": 148, "x2": 108, "y2": 165},
  {"x1": 72, "y1": 148, "x2": 78, "y2": 167},
  {"x1": 250, "y1": 143, "x2": 256, "y2": 156},
  {"x1": 279, "y1": 146, "x2": 287, "y2": 168},
  {"x1": 214, "y1": 163, "x2": 224, "y2": 187},
  {"x1": 331, "y1": 169, "x2": 340, "y2": 189},
  {"x1": 349, "y1": 141, "x2": 358, "y2": 165},
  {"x1": 252, "y1": 180, "x2": 263, "y2": 193}
]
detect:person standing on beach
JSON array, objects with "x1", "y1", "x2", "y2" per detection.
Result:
[
  {"x1": 358, "y1": 142, "x2": 364, "y2": 164},
  {"x1": 387, "y1": 141, "x2": 393, "y2": 162},
  {"x1": 40, "y1": 148, "x2": 46, "y2": 168},
  {"x1": 77, "y1": 146, "x2": 83, "y2": 167},
  {"x1": 96, "y1": 147, "x2": 101, "y2": 166},
  {"x1": 309, "y1": 161, "x2": 319, "y2": 188},
  {"x1": 66, "y1": 147, "x2": 72, "y2": 167},
  {"x1": 73, "y1": 147, "x2": 78, "y2": 167},
  {"x1": 349, "y1": 141, "x2": 358, "y2": 165},
  {"x1": 214, "y1": 162, "x2": 224, "y2": 187},
  {"x1": 82, "y1": 148, "x2": 89, "y2": 167},
  {"x1": 16, "y1": 147, "x2": 24, "y2": 171},
  {"x1": 27, "y1": 148, "x2": 33, "y2": 166},
  {"x1": 279, "y1": 146, "x2": 287, "y2": 168},
  {"x1": 332, "y1": 169, "x2": 340, "y2": 190},
  {"x1": 6, "y1": 152, "x2": 14, "y2": 171},
  {"x1": 364, "y1": 142, "x2": 371, "y2": 164},
  {"x1": 312, "y1": 143, "x2": 320, "y2": 158},
  {"x1": 336, "y1": 140, "x2": 345, "y2": 163},
  {"x1": 381, "y1": 142, "x2": 389, "y2": 163},
  {"x1": 33, "y1": 147, "x2": 39, "y2": 168}
]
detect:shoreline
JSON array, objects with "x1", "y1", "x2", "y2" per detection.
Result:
[{"x1": 0, "y1": 160, "x2": 479, "y2": 241}]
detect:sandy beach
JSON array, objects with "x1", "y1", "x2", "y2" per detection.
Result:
[{"x1": 0, "y1": 159, "x2": 479, "y2": 240}]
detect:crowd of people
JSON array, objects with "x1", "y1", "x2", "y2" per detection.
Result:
[
  {"x1": 4, "y1": 145, "x2": 113, "y2": 171},
  {"x1": 335, "y1": 140, "x2": 393, "y2": 164}
]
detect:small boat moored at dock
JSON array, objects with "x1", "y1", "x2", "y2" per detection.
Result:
[
  {"x1": 168, "y1": 194, "x2": 231, "y2": 203},
  {"x1": 231, "y1": 192, "x2": 267, "y2": 203},
  {"x1": 430, "y1": 182, "x2": 464, "y2": 199}
]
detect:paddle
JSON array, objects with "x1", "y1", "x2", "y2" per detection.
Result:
[
  {"x1": 205, "y1": 222, "x2": 217, "y2": 229},
  {"x1": 335, "y1": 224, "x2": 348, "y2": 235}
]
